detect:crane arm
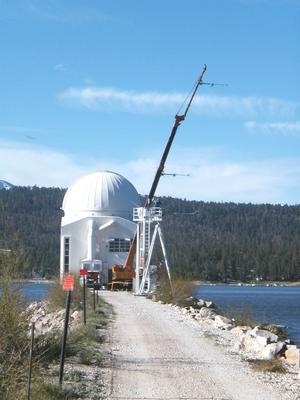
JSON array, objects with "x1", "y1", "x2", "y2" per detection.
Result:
[
  {"x1": 146, "y1": 64, "x2": 207, "y2": 208},
  {"x1": 124, "y1": 64, "x2": 207, "y2": 270}
]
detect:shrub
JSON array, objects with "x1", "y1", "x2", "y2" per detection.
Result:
[
  {"x1": 226, "y1": 304, "x2": 257, "y2": 328},
  {"x1": 0, "y1": 263, "x2": 31, "y2": 399},
  {"x1": 249, "y1": 359, "x2": 287, "y2": 374},
  {"x1": 30, "y1": 382, "x2": 80, "y2": 399},
  {"x1": 34, "y1": 331, "x2": 62, "y2": 364},
  {"x1": 47, "y1": 277, "x2": 85, "y2": 311},
  {"x1": 156, "y1": 271, "x2": 193, "y2": 306}
]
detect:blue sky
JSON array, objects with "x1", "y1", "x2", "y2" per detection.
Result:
[{"x1": 0, "y1": 0, "x2": 299, "y2": 204}]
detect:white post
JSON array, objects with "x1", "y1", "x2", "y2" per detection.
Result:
[
  {"x1": 139, "y1": 224, "x2": 159, "y2": 294},
  {"x1": 135, "y1": 222, "x2": 140, "y2": 294},
  {"x1": 158, "y1": 226, "x2": 173, "y2": 295}
]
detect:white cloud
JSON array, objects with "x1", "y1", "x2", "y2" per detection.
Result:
[
  {"x1": 59, "y1": 86, "x2": 299, "y2": 118},
  {"x1": 1, "y1": 139, "x2": 300, "y2": 204},
  {"x1": 245, "y1": 121, "x2": 300, "y2": 135},
  {"x1": 0, "y1": 140, "x2": 87, "y2": 187}
]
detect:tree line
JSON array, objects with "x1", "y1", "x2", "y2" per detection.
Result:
[{"x1": 1, "y1": 186, "x2": 300, "y2": 281}]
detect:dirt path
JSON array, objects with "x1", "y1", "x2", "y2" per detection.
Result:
[{"x1": 101, "y1": 291, "x2": 290, "y2": 400}]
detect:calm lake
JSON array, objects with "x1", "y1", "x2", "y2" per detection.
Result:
[
  {"x1": 194, "y1": 284, "x2": 300, "y2": 347},
  {"x1": 7, "y1": 282, "x2": 300, "y2": 347},
  {"x1": 13, "y1": 281, "x2": 52, "y2": 303}
]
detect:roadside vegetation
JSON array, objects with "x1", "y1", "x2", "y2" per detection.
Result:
[
  {"x1": 0, "y1": 260, "x2": 30, "y2": 399},
  {"x1": 155, "y1": 270, "x2": 193, "y2": 306},
  {"x1": 29, "y1": 305, "x2": 109, "y2": 400},
  {"x1": 47, "y1": 278, "x2": 86, "y2": 311},
  {"x1": 248, "y1": 359, "x2": 288, "y2": 374},
  {"x1": 0, "y1": 259, "x2": 110, "y2": 400},
  {"x1": 225, "y1": 304, "x2": 258, "y2": 328}
]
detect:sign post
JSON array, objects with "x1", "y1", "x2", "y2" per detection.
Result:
[
  {"x1": 59, "y1": 275, "x2": 74, "y2": 385},
  {"x1": 92, "y1": 273, "x2": 98, "y2": 312},
  {"x1": 80, "y1": 269, "x2": 88, "y2": 325},
  {"x1": 27, "y1": 322, "x2": 35, "y2": 400},
  {"x1": 93, "y1": 284, "x2": 96, "y2": 312}
]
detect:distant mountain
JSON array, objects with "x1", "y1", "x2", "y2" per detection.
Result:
[{"x1": 0, "y1": 180, "x2": 14, "y2": 190}]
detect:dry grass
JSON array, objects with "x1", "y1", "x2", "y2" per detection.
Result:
[
  {"x1": 30, "y1": 382, "x2": 80, "y2": 399},
  {"x1": 156, "y1": 273, "x2": 193, "y2": 306},
  {"x1": 248, "y1": 359, "x2": 288, "y2": 374},
  {"x1": 47, "y1": 277, "x2": 87, "y2": 311},
  {"x1": 0, "y1": 258, "x2": 109, "y2": 399},
  {"x1": 0, "y1": 263, "x2": 32, "y2": 399},
  {"x1": 226, "y1": 304, "x2": 257, "y2": 328}
]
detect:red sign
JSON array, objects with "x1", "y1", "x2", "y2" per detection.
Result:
[
  {"x1": 63, "y1": 275, "x2": 74, "y2": 291},
  {"x1": 80, "y1": 269, "x2": 88, "y2": 276}
]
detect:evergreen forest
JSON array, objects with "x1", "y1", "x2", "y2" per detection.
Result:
[{"x1": 1, "y1": 186, "x2": 300, "y2": 281}]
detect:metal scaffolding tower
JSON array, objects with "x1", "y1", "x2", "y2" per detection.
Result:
[{"x1": 133, "y1": 206, "x2": 171, "y2": 295}]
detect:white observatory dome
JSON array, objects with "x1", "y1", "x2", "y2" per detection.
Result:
[{"x1": 62, "y1": 171, "x2": 140, "y2": 219}]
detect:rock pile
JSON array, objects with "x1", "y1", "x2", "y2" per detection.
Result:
[
  {"x1": 27, "y1": 301, "x2": 81, "y2": 336},
  {"x1": 167, "y1": 296, "x2": 299, "y2": 366}
]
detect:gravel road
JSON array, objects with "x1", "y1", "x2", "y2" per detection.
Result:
[{"x1": 101, "y1": 291, "x2": 293, "y2": 400}]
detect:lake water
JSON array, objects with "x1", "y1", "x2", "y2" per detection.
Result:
[
  {"x1": 4, "y1": 282, "x2": 300, "y2": 347},
  {"x1": 194, "y1": 284, "x2": 300, "y2": 347},
  {"x1": 0, "y1": 281, "x2": 53, "y2": 304},
  {"x1": 20, "y1": 281, "x2": 52, "y2": 303}
]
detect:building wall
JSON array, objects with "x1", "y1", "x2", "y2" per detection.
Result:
[{"x1": 60, "y1": 215, "x2": 137, "y2": 284}]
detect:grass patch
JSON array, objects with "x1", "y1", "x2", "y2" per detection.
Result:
[
  {"x1": 0, "y1": 258, "x2": 109, "y2": 399},
  {"x1": 0, "y1": 262, "x2": 33, "y2": 399},
  {"x1": 66, "y1": 313, "x2": 105, "y2": 365},
  {"x1": 34, "y1": 331, "x2": 62, "y2": 364},
  {"x1": 76, "y1": 347, "x2": 103, "y2": 366},
  {"x1": 156, "y1": 274, "x2": 193, "y2": 306},
  {"x1": 30, "y1": 382, "x2": 80, "y2": 399},
  {"x1": 248, "y1": 359, "x2": 288, "y2": 374},
  {"x1": 47, "y1": 278, "x2": 90, "y2": 311},
  {"x1": 225, "y1": 305, "x2": 257, "y2": 328},
  {"x1": 66, "y1": 368, "x2": 85, "y2": 382}
]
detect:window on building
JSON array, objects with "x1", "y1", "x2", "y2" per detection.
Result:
[
  {"x1": 108, "y1": 238, "x2": 131, "y2": 252},
  {"x1": 64, "y1": 237, "x2": 70, "y2": 273}
]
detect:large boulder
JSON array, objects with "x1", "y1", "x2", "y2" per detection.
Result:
[
  {"x1": 182, "y1": 297, "x2": 203, "y2": 309},
  {"x1": 261, "y1": 342, "x2": 286, "y2": 360},
  {"x1": 242, "y1": 334, "x2": 264, "y2": 353},
  {"x1": 196, "y1": 299, "x2": 206, "y2": 308},
  {"x1": 199, "y1": 307, "x2": 217, "y2": 319},
  {"x1": 205, "y1": 301, "x2": 217, "y2": 309},
  {"x1": 241, "y1": 326, "x2": 282, "y2": 357},
  {"x1": 285, "y1": 345, "x2": 300, "y2": 366},
  {"x1": 249, "y1": 327, "x2": 279, "y2": 345},
  {"x1": 258, "y1": 323, "x2": 287, "y2": 340},
  {"x1": 231, "y1": 326, "x2": 252, "y2": 336},
  {"x1": 214, "y1": 315, "x2": 234, "y2": 330}
]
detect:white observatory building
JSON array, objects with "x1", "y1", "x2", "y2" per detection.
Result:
[{"x1": 60, "y1": 171, "x2": 140, "y2": 285}]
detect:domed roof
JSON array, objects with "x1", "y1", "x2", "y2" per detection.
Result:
[{"x1": 62, "y1": 171, "x2": 140, "y2": 219}]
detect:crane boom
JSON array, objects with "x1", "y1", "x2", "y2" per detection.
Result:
[
  {"x1": 123, "y1": 65, "x2": 207, "y2": 270},
  {"x1": 145, "y1": 64, "x2": 207, "y2": 208}
]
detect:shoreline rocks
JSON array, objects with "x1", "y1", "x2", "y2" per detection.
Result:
[
  {"x1": 27, "y1": 300, "x2": 81, "y2": 336},
  {"x1": 170, "y1": 296, "x2": 299, "y2": 366}
]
